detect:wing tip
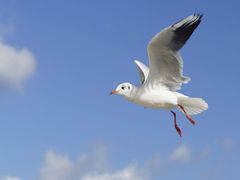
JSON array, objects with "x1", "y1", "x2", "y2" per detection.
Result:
[
  {"x1": 172, "y1": 13, "x2": 203, "y2": 30},
  {"x1": 134, "y1": 60, "x2": 139, "y2": 64},
  {"x1": 193, "y1": 12, "x2": 203, "y2": 17},
  {"x1": 193, "y1": 12, "x2": 204, "y2": 21},
  {"x1": 134, "y1": 60, "x2": 142, "y2": 67},
  {"x1": 182, "y1": 76, "x2": 191, "y2": 84}
]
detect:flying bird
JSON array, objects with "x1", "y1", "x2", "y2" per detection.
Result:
[{"x1": 110, "y1": 14, "x2": 208, "y2": 136}]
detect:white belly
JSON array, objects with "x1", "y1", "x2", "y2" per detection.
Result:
[{"x1": 126, "y1": 90, "x2": 178, "y2": 109}]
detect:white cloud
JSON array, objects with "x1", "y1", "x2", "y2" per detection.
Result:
[
  {"x1": 38, "y1": 144, "x2": 193, "y2": 180},
  {"x1": 0, "y1": 176, "x2": 21, "y2": 180},
  {"x1": 170, "y1": 144, "x2": 191, "y2": 162},
  {"x1": 39, "y1": 150, "x2": 73, "y2": 180},
  {"x1": 82, "y1": 165, "x2": 149, "y2": 180},
  {"x1": 39, "y1": 144, "x2": 149, "y2": 180},
  {"x1": 0, "y1": 41, "x2": 36, "y2": 91}
]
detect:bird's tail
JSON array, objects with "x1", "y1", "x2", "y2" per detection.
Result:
[{"x1": 177, "y1": 97, "x2": 208, "y2": 115}]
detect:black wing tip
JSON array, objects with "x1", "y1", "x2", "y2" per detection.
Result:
[
  {"x1": 193, "y1": 12, "x2": 204, "y2": 20},
  {"x1": 174, "y1": 13, "x2": 202, "y2": 32},
  {"x1": 172, "y1": 13, "x2": 203, "y2": 29}
]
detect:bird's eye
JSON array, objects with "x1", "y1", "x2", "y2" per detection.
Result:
[
  {"x1": 128, "y1": 86, "x2": 130, "y2": 90},
  {"x1": 121, "y1": 86, "x2": 125, "y2": 90}
]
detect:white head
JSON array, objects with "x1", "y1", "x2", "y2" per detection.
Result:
[{"x1": 110, "y1": 82, "x2": 134, "y2": 98}]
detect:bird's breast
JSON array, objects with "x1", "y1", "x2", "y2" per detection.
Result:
[{"x1": 130, "y1": 90, "x2": 178, "y2": 109}]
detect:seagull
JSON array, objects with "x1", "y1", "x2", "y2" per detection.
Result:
[{"x1": 110, "y1": 14, "x2": 208, "y2": 136}]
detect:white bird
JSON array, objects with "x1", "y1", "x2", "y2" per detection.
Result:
[{"x1": 110, "y1": 14, "x2": 208, "y2": 136}]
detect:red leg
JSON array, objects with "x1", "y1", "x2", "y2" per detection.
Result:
[
  {"x1": 170, "y1": 111, "x2": 182, "y2": 137},
  {"x1": 178, "y1": 104, "x2": 196, "y2": 125}
]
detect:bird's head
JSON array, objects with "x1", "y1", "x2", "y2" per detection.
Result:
[{"x1": 110, "y1": 82, "x2": 133, "y2": 97}]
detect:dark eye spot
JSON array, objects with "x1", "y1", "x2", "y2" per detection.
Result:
[
  {"x1": 128, "y1": 86, "x2": 130, "y2": 90},
  {"x1": 121, "y1": 86, "x2": 125, "y2": 90}
]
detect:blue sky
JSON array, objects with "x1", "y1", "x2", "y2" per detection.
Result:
[{"x1": 0, "y1": 0, "x2": 239, "y2": 180}]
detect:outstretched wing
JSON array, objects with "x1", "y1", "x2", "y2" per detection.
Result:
[{"x1": 145, "y1": 14, "x2": 202, "y2": 91}]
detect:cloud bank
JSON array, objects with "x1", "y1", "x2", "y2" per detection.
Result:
[
  {"x1": 0, "y1": 144, "x2": 191, "y2": 180},
  {"x1": 37, "y1": 144, "x2": 192, "y2": 180},
  {"x1": 3, "y1": 140, "x2": 236, "y2": 180},
  {"x1": 39, "y1": 145, "x2": 149, "y2": 180}
]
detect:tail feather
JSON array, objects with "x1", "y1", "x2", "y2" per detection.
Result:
[{"x1": 177, "y1": 97, "x2": 208, "y2": 115}]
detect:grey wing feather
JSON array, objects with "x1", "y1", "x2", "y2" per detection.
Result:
[{"x1": 145, "y1": 14, "x2": 202, "y2": 91}]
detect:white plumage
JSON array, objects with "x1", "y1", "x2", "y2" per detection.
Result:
[{"x1": 111, "y1": 14, "x2": 208, "y2": 136}]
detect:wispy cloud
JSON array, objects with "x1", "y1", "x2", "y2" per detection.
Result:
[
  {"x1": 0, "y1": 22, "x2": 15, "y2": 40},
  {"x1": 81, "y1": 164, "x2": 148, "y2": 180},
  {"x1": 170, "y1": 144, "x2": 191, "y2": 162},
  {"x1": 145, "y1": 144, "x2": 192, "y2": 175},
  {"x1": 0, "y1": 176, "x2": 21, "y2": 180},
  {"x1": 220, "y1": 137, "x2": 237, "y2": 150}
]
